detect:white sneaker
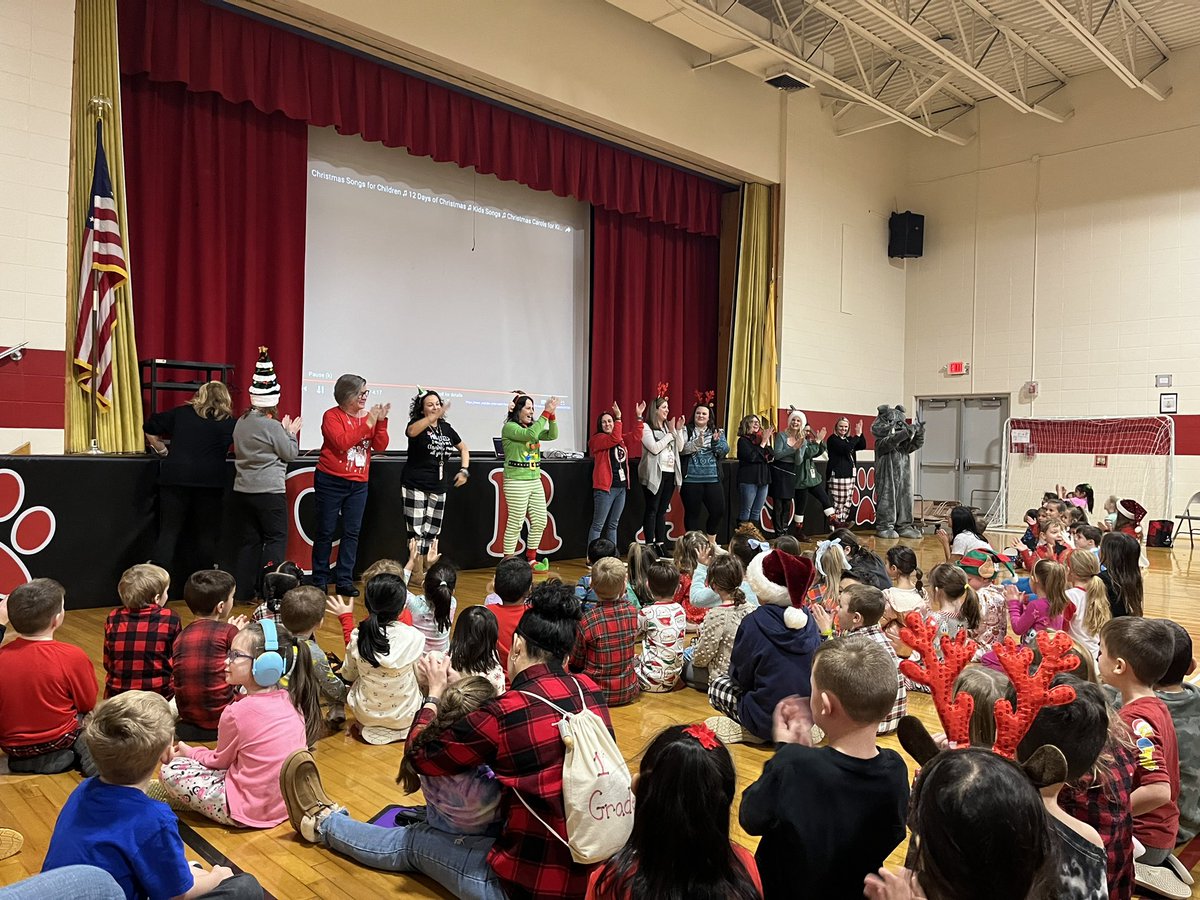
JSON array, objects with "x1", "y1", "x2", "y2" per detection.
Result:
[
  {"x1": 1163, "y1": 853, "x2": 1195, "y2": 887},
  {"x1": 704, "y1": 715, "x2": 765, "y2": 745},
  {"x1": 1134, "y1": 861, "x2": 1192, "y2": 900}
]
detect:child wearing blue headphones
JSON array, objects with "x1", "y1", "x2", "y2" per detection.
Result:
[{"x1": 159, "y1": 621, "x2": 322, "y2": 828}]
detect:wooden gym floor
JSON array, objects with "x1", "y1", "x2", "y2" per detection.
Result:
[{"x1": 1, "y1": 534, "x2": 1198, "y2": 898}]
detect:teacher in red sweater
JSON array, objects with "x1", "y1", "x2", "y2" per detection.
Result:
[{"x1": 312, "y1": 374, "x2": 390, "y2": 596}]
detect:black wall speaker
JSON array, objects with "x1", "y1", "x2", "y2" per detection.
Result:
[{"x1": 889, "y1": 211, "x2": 924, "y2": 259}]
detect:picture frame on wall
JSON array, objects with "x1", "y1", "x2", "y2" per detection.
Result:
[{"x1": 1160, "y1": 393, "x2": 1178, "y2": 414}]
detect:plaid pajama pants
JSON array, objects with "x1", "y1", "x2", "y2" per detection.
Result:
[
  {"x1": 707, "y1": 674, "x2": 743, "y2": 722},
  {"x1": 402, "y1": 488, "x2": 447, "y2": 555},
  {"x1": 829, "y1": 477, "x2": 855, "y2": 521}
]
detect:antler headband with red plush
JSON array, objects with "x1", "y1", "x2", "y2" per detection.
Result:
[
  {"x1": 656, "y1": 382, "x2": 670, "y2": 400},
  {"x1": 897, "y1": 611, "x2": 1079, "y2": 762},
  {"x1": 990, "y1": 631, "x2": 1079, "y2": 759},
  {"x1": 693, "y1": 389, "x2": 716, "y2": 406}
]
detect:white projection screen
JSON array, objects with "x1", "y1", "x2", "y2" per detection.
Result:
[{"x1": 301, "y1": 126, "x2": 590, "y2": 452}]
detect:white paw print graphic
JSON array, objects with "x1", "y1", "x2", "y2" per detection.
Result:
[{"x1": 0, "y1": 469, "x2": 56, "y2": 595}]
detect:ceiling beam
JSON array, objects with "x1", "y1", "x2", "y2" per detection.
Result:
[
  {"x1": 1031, "y1": 0, "x2": 1169, "y2": 99},
  {"x1": 677, "y1": 0, "x2": 974, "y2": 143},
  {"x1": 851, "y1": 0, "x2": 1069, "y2": 120}
]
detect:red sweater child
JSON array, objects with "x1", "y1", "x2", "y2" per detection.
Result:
[
  {"x1": 317, "y1": 407, "x2": 389, "y2": 482},
  {"x1": 0, "y1": 639, "x2": 97, "y2": 754}
]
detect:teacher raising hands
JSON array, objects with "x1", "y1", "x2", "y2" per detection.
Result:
[
  {"x1": 312, "y1": 374, "x2": 390, "y2": 597},
  {"x1": 402, "y1": 388, "x2": 469, "y2": 581}
]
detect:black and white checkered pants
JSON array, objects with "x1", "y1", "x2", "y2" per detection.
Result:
[
  {"x1": 402, "y1": 487, "x2": 446, "y2": 554},
  {"x1": 707, "y1": 674, "x2": 743, "y2": 722}
]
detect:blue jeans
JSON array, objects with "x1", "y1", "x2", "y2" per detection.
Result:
[
  {"x1": 321, "y1": 811, "x2": 506, "y2": 900},
  {"x1": 0, "y1": 867, "x2": 124, "y2": 900},
  {"x1": 312, "y1": 470, "x2": 370, "y2": 587},
  {"x1": 738, "y1": 482, "x2": 768, "y2": 524},
  {"x1": 589, "y1": 487, "x2": 626, "y2": 545}
]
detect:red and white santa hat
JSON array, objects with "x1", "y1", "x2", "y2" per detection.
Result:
[
  {"x1": 1117, "y1": 498, "x2": 1147, "y2": 526},
  {"x1": 746, "y1": 549, "x2": 817, "y2": 629}
]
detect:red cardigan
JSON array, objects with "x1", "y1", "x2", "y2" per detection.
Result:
[
  {"x1": 317, "y1": 407, "x2": 389, "y2": 482},
  {"x1": 589, "y1": 420, "x2": 644, "y2": 491}
]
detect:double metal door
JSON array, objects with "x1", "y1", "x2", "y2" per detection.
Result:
[{"x1": 915, "y1": 395, "x2": 1008, "y2": 507}]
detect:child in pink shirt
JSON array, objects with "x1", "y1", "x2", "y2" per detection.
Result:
[{"x1": 159, "y1": 621, "x2": 321, "y2": 827}]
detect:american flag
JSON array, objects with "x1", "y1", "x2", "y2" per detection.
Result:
[{"x1": 73, "y1": 119, "x2": 128, "y2": 407}]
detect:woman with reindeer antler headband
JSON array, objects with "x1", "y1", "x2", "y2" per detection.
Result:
[
  {"x1": 501, "y1": 391, "x2": 558, "y2": 572},
  {"x1": 680, "y1": 390, "x2": 729, "y2": 544},
  {"x1": 638, "y1": 383, "x2": 686, "y2": 555}
]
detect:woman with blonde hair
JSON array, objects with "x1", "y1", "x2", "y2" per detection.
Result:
[{"x1": 143, "y1": 380, "x2": 237, "y2": 589}]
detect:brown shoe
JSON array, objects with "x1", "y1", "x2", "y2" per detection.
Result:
[{"x1": 279, "y1": 749, "x2": 337, "y2": 840}]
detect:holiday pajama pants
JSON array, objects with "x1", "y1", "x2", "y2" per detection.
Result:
[
  {"x1": 159, "y1": 757, "x2": 237, "y2": 825},
  {"x1": 502, "y1": 476, "x2": 547, "y2": 556},
  {"x1": 829, "y1": 477, "x2": 855, "y2": 521},
  {"x1": 402, "y1": 488, "x2": 447, "y2": 555},
  {"x1": 707, "y1": 674, "x2": 743, "y2": 722}
]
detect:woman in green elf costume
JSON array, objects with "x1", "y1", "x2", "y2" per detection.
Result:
[{"x1": 501, "y1": 393, "x2": 559, "y2": 572}]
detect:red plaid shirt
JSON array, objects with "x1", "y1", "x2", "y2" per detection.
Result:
[
  {"x1": 102, "y1": 604, "x2": 181, "y2": 698},
  {"x1": 569, "y1": 599, "x2": 639, "y2": 706},
  {"x1": 1058, "y1": 742, "x2": 1136, "y2": 900},
  {"x1": 172, "y1": 618, "x2": 239, "y2": 730},
  {"x1": 406, "y1": 662, "x2": 613, "y2": 900},
  {"x1": 852, "y1": 624, "x2": 907, "y2": 735}
]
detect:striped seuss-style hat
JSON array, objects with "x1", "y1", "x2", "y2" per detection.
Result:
[{"x1": 249, "y1": 346, "x2": 281, "y2": 408}]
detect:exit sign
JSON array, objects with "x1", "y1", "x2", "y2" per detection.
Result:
[{"x1": 947, "y1": 361, "x2": 967, "y2": 376}]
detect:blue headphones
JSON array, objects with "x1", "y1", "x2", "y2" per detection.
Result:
[{"x1": 251, "y1": 619, "x2": 288, "y2": 688}]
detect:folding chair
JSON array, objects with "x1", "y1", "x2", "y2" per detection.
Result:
[{"x1": 1174, "y1": 491, "x2": 1200, "y2": 548}]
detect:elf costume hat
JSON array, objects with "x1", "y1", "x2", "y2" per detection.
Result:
[
  {"x1": 746, "y1": 549, "x2": 816, "y2": 629},
  {"x1": 1117, "y1": 498, "x2": 1147, "y2": 527},
  {"x1": 249, "y1": 346, "x2": 281, "y2": 408},
  {"x1": 958, "y1": 549, "x2": 1014, "y2": 581},
  {"x1": 895, "y1": 611, "x2": 1079, "y2": 787}
]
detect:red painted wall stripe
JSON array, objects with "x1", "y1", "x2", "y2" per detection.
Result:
[
  {"x1": 777, "y1": 409, "x2": 1200, "y2": 456},
  {"x1": 0, "y1": 348, "x2": 66, "y2": 429}
]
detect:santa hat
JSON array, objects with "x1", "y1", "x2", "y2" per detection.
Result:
[
  {"x1": 249, "y1": 346, "x2": 281, "y2": 408},
  {"x1": 787, "y1": 406, "x2": 807, "y2": 430},
  {"x1": 1116, "y1": 498, "x2": 1146, "y2": 526},
  {"x1": 746, "y1": 549, "x2": 816, "y2": 629}
]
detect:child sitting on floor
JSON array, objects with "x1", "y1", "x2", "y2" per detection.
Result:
[
  {"x1": 0, "y1": 579, "x2": 97, "y2": 775},
  {"x1": 672, "y1": 531, "x2": 711, "y2": 628},
  {"x1": 880, "y1": 545, "x2": 928, "y2": 657},
  {"x1": 634, "y1": 561, "x2": 686, "y2": 693},
  {"x1": 43, "y1": 691, "x2": 261, "y2": 899},
  {"x1": 576, "y1": 537, "x2": 619, "y2": 608},
  {"x1": 103, "y1": 563, "x2": 180, "y2": 699},
  {"x1": 449, "y1": 606, "x2": 507, "y2": 694},
  {"x1": 831, "y1": 584, "x2": 906, "y2": 735},
  {"x1": 570, "y1": 557, "x2": 639, "y2": 707},
  {"x1": 742, "y1": 635, "x2": 909, "y2": 899},
  {"x1": 252, "y1": 560, "x2": 302, "y2": 624},
  {"x1": 625, "y1": 541, "x2": 658, "y2": 610},
  {"x1": 1018, "y1": 519, "x2": 1073, "y2": 570},
  {"x1": 1075, "y1": 523, "x2": 1104, "y2": 557},
  {"x1": 403, "y1": 539, "x2": 457, "y2": 654},
  {"x1": 1099, "y1": 617, "x2": 1188, "y2": 897},
  {"x1": 160, "y1": 621, "x2": 322, "y2": 827},
  {"x1": 1156, "y1": 620, "x2": 1200, "y2": 847},
  {"x1": 341, "y1": 572, "x2": 425, "y2": 745},
  {"x1": 1066, "y1": 551, "x2": 1111, "y2": 663},
  {"x1": 281, "y1": 585, "x2": 349, "y2": 727},
  {"x1": 589, "y1": 722, "x2": 763, "y2": 899},
  {"x1": 958, "y1": 549, "x2": 1010, "y2": 661},
  {"x1": 173, "y1": 569, "x2": 246, "y2": 741},
  {"x1": 1008, "y1": 559, "x2": 1071, "y2": 645},
  {"x1": 490, "y1": 555, "x2": 533, "y2": 681},
  {"x1": 683, "y1": 554, "x2": 752, "y2": 693}
]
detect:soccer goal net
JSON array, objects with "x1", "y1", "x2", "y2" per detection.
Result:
[{"x1": 984, "y1": 416, "x2": 1174, "y2": 527}]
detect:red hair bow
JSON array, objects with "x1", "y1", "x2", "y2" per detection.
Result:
[{"x1": 683, "y1": 722, "x2": 721, "y2": 750}]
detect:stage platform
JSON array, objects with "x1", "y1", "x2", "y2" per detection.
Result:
[{"x1": 0, "y1": 455, "x2": 856, "y2": 608}]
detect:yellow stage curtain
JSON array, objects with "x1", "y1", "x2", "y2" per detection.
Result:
[
  {"x1": 65, "y1": 0, "x2": 144, "y2": 452},
  {"x1": 726, "y1": 183, "x2": 778, "y2": 435}
]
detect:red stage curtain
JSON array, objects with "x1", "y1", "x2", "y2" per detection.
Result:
[
  {"x1": 120, "y1": 74, "x2": 307, "y2": 414},
  {"x1": 116, "y1": 0, "x2": 725, "y2": 237},
  {"x1": 591, "y1": 207, "x2": 720, "y2": 433}
]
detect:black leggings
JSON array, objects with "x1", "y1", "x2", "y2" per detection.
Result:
[
  {"x1": 681, "y1": 481, "x2": 725, "y2": 535},
  {"x1": 775, "y1": 483, "x2": 833, "y2": 524},
  {"x1": 642, "y1": 480, "x2": 674, "y2": 545}
]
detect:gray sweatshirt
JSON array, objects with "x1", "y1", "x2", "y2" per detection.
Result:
[
  {"x1": 1158, "y1": 682, "x2": 1200, "y2": 843},
  {"x1": 232, "y1": 410, "x2": 298, "y2": 493}
]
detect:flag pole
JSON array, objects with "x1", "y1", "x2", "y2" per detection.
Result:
[{"x1": 85, "y1": 96, "x2": 111, "y2": 455}]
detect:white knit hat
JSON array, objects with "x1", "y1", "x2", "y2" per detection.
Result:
[{"x1": 249, "y1": 346, "x2": 281, "y2": 408}]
